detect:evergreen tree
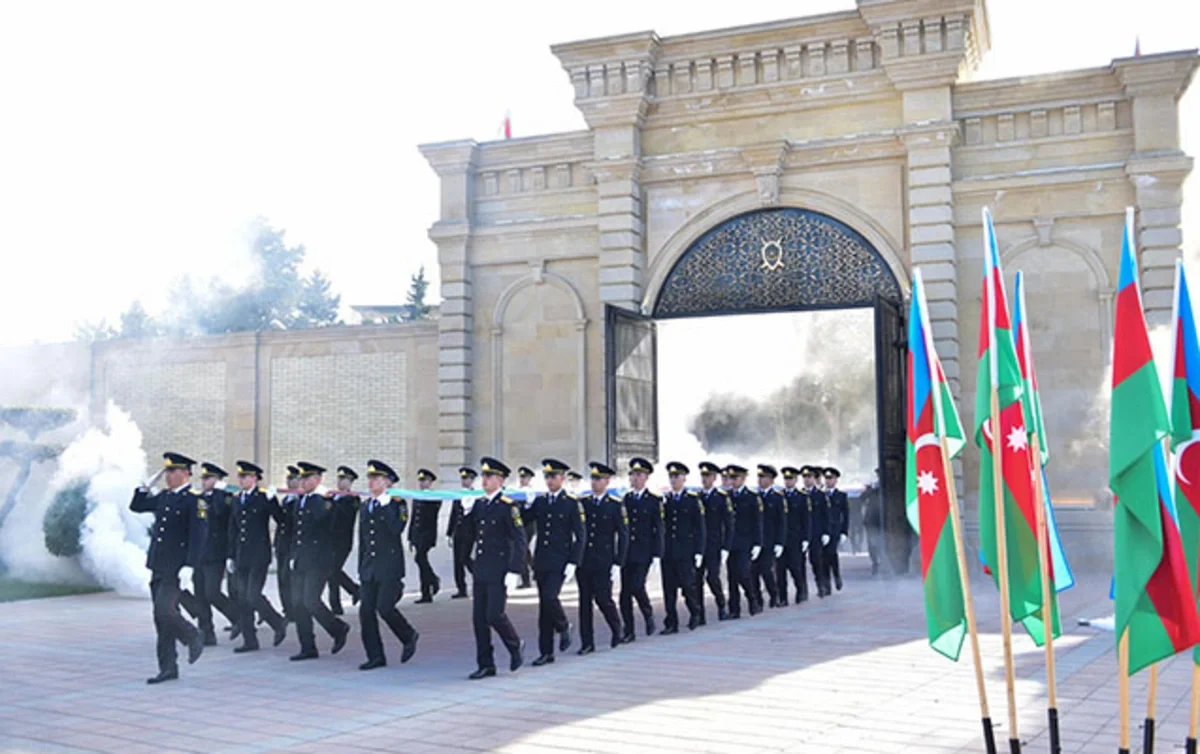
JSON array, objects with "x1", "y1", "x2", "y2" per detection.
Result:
[{"x1": 403, "y1": 265, "x2": 431, "y2": 321}]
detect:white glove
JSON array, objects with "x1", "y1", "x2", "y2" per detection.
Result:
[
  {"x1": 445, "y1": 536, "x2": 453, "y2": 548},
  {"x1": 802, "y1": 540, "x2": 809, "y2": 553},
  {"x1": 564, "y1": 563, "x2": 576, "y2": 583},
  {"x1": 694, "y1": 553, "x2": 703, "y2": 568},
  {"x1": 225, "y1": 558, "x2": 235, "y2": 575},
  {"x1": 821, "y1": 534, "x2": 830, "y2": 546},
  {"x1": 505, "y1": 573, "x2": 519, "y2": 590},
  {"x1": 840, "y1": 533, "x2": 847, "y2": 544},
  {"x1": 773, "y1": 544, "x2": 783, "y2": 559},
  {"x1": 750, "y1": 545, "x2": 761, "y2": 561},
  {"x1": 180, "y1": 566, "x2": 194, "y2": 589},
  {"x1": 721, "y1": 549, "x2": 729, "y2": 565},
  {"x1": 611, "y1": 564, "x2": 621, "y2": 581},
  {"x1": 409, "y1": 543, "x2": 416, "y2": 554}
]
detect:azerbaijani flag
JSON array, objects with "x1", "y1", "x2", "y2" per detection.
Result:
[
  {"x1": 906, "y1": 269, "x2": 967, "y2": 660},
  {"x1": 1168, "y1": 261, "x2": 1200, "y2": 663},
  {"x1": 1111, "y1": 209, "x2": 1200, "y2": 674},
  {"x1": 1013, "y1": 272, "x2": 1075, "y2": 593},
  {"x1": 976, "y1": 208, "x2": 1058, "y2": 646}
]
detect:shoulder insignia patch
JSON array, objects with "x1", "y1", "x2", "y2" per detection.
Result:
[
  {"x1": 196, "y1": 500, "x2": 208, "y2": 519},
  {"x1": 325, "y1": 500, "x2": 333, "y2": 511},
  {"x1": 620, "y1": 505, "x2": 629, "y2": 525},
  {"x1": 578, "y1": 502, "x2": 586, "y2": 522},
  {"x1": 500, "y1": 495, "x2": 513, "y2": 504},
  {"x1": 726, "y1": 500, "x2": 734, "y2": 513},
  {"x1": 510, "y1": 505, "x2": 522, "y2": 524},
  {"x1": 758, "y1": 499, "x2": 764, "y2": 512}
]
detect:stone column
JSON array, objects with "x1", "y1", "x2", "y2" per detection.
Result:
[
  {"x1": 592, "y1": 156, "x2": 644, "y2": 309},
  {"x1": 419, "y1": 140, "x2": 478, "y2": 481}
]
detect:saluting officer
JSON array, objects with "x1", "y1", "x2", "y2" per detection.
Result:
[
  {"x1": 752, "y1": 464, "x2": 786, "y2": 610},
  {"x1": 776, "y1": 466, "x2": 811, "y2": 605},
  {"x1": 660, "y1": 462, "x2": 705, "y2": 633},
  {"x1": 724, "y1": 464, "x2": 763, "y2": 619},
  {"x1": 463, "y1": 457, "x2": 527, "y2": 680},
  {"x1": 276, "y1": 464, "x2": 301, "y2": 622},
  {"x1": 620, "y1": 457, "x2": 662, "y2": 642},
  {"x1": 527, "y1": 458, "x2": 585, "y2": 666},
  {"x1": 516, "y1": 465, "x2": 537, "y2": 589},
  {"x1": 183, "y1": 462, "x2": 238, "y2": 646},
  {"x1": 695, "y1": 461, "x2": 734, "y2": 624},
  {"x1": 129, "y1": 452, "x2": 206, "y2": 684},
  {"x1": 408, "y1": 468, "x2": 442, "y2": 603},
  {"x1": 357, "y1": 460, "x2": 419, "y2": 671},
  {"x1": 802, "y1": 466, "x2": 831, "y2": 597},
  {"x1": 823, "y1": 466, "x2": 850, "y2": 593},
  {"x1": 227, "y1": 461, "x2": 287, "y2": 652},
  {"x1": 446, "y1": 467, "x2": 478, "y2": 600},
  {"x1": 327, "y1": 466, "x2": 361, "y2": 616},
  {"x1": 576, "y1": 462, "x2": 628, "y2": 654},
  {"x1": 288, "y1": 461, "x2": 350, "y2": 661}
]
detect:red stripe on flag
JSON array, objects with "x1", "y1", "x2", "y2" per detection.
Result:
[
  {"x1": 1114, "y1": 285, "x2": 1156, "y2": 385},
  {"x1": 1144, "y1": 497, "x2": 1200, "y2": 652},
  {"x1": 916, "y1": 443, "x2": 951, "y2": 578}
]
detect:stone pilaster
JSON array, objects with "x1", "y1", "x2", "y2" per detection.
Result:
[
  {"x1": 419, "y1": 140, "x2": 479, "y2": 481},
  {"x1": 1114, "y1": 52, "x2": 1199, "y2": 323},
  {"x1": 591, "y1": 158, "x2": 645, "y2": 309}
]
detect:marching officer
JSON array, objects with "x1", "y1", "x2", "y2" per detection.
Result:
[
  {"x1": 408, "y1": 468, "x2": 442, "y2": 602},
  {"x1": 777, "y1": 466, "x2": 811, "y2": 605},
  {"x1": 226, "y1": 461, "x2": 287, "y2": 652},
  {"x1": 186, "y1": 462, "x2": 238, "y2": 645},
  {"x1": 863, "y1": 468, "x2": 884, "y2": 576},
  {"x1": 463, "y1": 457, "x2": 527, "y2": 679},
  {"x1": 724, "y1": 464, "x2": 763, "y2": 619},
  {"x1": 446, "y1": 467, "x2": 478, "y2": 600},
  {"x1": 695, "y1": 461, "x2": 734, "y2": 624},
  {"x1": 516, "y1": 465, "x2": 537, "y2": 589},
  {"x1": 526, "y1": 458, "x2": 585, "y2": 666},
  {"x1": 576, "y1": 462, "x2": 628, "y2": 654},
  {"x1": 620, "y1": 457, "x2": 662, "y2": 642},
  {"x1": 566, "y1": 470, "x2": 583, "y2": 494},
  {"x1": 275, "y1": 464, "x2": 301, "y2": 621},
  {"x1": 327, "y1": 465, "x2": 361, "y2": 615},
  {"x1": 357, "y1": 460, "x2": 419, "y2": 670},
  {"x1": 129, "y1": 452, "x2": 206, "y2": 683},
  {"x1": 823, "y1": 466, "x2": 850, "y2": 593},
  {"x1": 752, "y1": 464, "x2": 786, "y2": 610},
  {"x1": 802, "y1": 466, "x2": 831, "y2": 597},
  {"x1": 288, "y1": 461, "x2": 350, "y2": 661},
  {"x1": 660, "y1": 462, "x2": 705, "y2": 633}
]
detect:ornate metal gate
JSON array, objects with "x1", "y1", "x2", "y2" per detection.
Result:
[
  {"x1": 874, "y1": 294, "x2": 910, "y2": 574},
  {"x1": 605, "y1": 305, "x2": 658, "y2": 468}
]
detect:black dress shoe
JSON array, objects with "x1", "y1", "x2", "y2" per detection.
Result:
[
  {"x1": 610, "y1": 634, "x2": 623, "y2": 649},
  {"x1": 146, "y1": 669, "x2": 178, "y2": 685},
  {"x1": 577, "y1": 645, "x2": 595, "y2": 656},
  {"x1": 748, "y1": 602, "x2": 762, "y2": 616},
  {"x1": 203, "y1": 633, "x2": 218, "y2": 647},
  {"x1": 644, "y1": 616, "x2": 656, "y2": 636},
  {"x1": 727, "y1": 612, "x2": 741, "y2": 620},
  {"x1": 415, "y1": 596, "x2": 433, "y2": 604},
  {"x1": 531, "y1": 654, "x2": 554, "y2": 667},
  {"x1": 468, "y1": 666, "x2": 497, "y2": 680},
  {"x1": 451, "y1": 591, "x2": 469, "y2": 600},
  {"x1": 778, "y1": 597, "x2": 789, "y2": 607},
  {"x1": 187, "y1": 634, "x2": 205, "y2": 664},
  {"x1": 290, "y1": 650, "x2": 318, "y2": 661},
  {"x1": 233, "y1": 644, "x2": 260, "y2": 654},
  {"x1": 621, "y1": 632, "x2": 635, "y2": 644},
  {"x1": 229, "y1": 624, "x2": 242, "y2": 642},
  {"x1": 687, "y1": 616, "x2": 701, "y2": 631},
  {"x1": 432, "y1": 578, "x2": 442, "y2": 597},
  {"x1": 558, "y1": 624, "x2": 572, "y2": 652},
  {"x1": 273, "y1": 624, "x2": 288, "y2": 647},
  {"x1": 660, "y1": 625, "x2": 679, "y2": 636},
  {"x1": 717, "y1": 608, "x2": 730, "y2": 621},
  {"x1": 359, "y1": 658, "x2": 386, "y2": 671},
  {"x1": 510, "y1": 640, "x2": 525, "y2": 672},
  {"x1": 331, "y1": 604, "x2": 344, "y2": 616},
  {"x1": 401, "y1": 632, "x2": 419, "y2": 664},
  {"x1": 698, "y1": 615, "x2": 707, "y2": 626},
  {"x1": 331, "y1": 625, "x2": 349, "y2": 655}
]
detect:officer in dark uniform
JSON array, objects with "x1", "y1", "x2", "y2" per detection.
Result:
[
  {"x1": 724, "y1": 464, "x2": 763, "y2": 619},
  {"x1": 129, "y1": 452, "x2": 206, "y2": 684},
  {"x1": 695, "y1": 461, "x2": 734, "y2": 624},
  {"x1": 660, "y1": 462, "x2": 705, "y2": 633},
  {"x1": 576, "y1": 462, "x2": 628, "y2": 654},
  {"x1": 527, "y1": 458, "x2": 585, "y2": 666},
  {"x1": 357, "y1": 460, "x2": 420, "y2": 671},
  {"x1": 446, "y1": 467, "x2": 478, "y2": 600},
  {"x1": 752, "y1": 464, "x2": 786, "y2": 610},
  {"x1": 275, "y1": 464, "x2": 301, "y2": 622},
  {"x1": 776, "y1": 466, "x2": 811, "y2": 605},
  {"x1": 463, "y1": 457, "x2": 526, "y2": 680},
  {"x1": 823, "y1": 466, "x2": 850, "y2": 592},
  {"x1": 620, "y1": 457, "x2": 661, "y2": 642},
  {"x1": 327, "y1": 465, "x2": 361, "y2": 616},
  {"x1": 227, "y1": 461, "x2": 287, "y2": 652},
  {"x1": 288, "y1": 461, "x2": 350, "y2": 661},
  {"x1": 566, "y1": 470, "x2": 583, "y2": 495},
  {"x1": 185, "y1": 462, "x2": 237, "y2": 645},
  {"x1": 862, "y1": 468, "x2": 884, "y2": 576},
  {"x1": 802, "y1": 465, "x2": 831, "y2": 597},
  {"x1": 408, "y1": 468, "x2": 442, "y2": 602},
  {"x1": 516, "y1": 465, "x2": 536, "y2": 589}
]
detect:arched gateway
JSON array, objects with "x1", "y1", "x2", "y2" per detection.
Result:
[{"x1": 605, "y1": 207, "x2": 912, "y2": 571}]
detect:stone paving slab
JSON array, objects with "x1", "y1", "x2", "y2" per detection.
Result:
[{"x1": 0, "y1": 556, "x2": 1184, "y2": 753}]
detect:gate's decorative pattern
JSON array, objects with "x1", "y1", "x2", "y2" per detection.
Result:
[{"x1": 653, "y1": 208, "x2": 901, "y2": 318}]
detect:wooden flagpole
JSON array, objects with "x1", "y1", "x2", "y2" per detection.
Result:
[
  {"x1": 940, "y1": 435, "x2": 998, "y2": 754},
  {"x1": 990, "y1": 390, "x2": 1021, "y2": 753},
  {"x1": 1120, "y1": 631, "x2": 1131, "y2": 754},
  {"x1": 1029, "y1": 431, "x2": 1060, "y2": 754},
  {"x1": 1144, "y1": 663, "x2": 1158, "y2": 754},
  {"x1": 1187, "y1": 665, "x2": 1199, "y2": 754}
]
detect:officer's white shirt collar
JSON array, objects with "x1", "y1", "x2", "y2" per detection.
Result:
[
  {"x1": 736, "y1": 485, "x2": 747, "y2": 494},
  {"x1": 827, "y1": 487, "x2": 838, "y2": 495},
  {"x1": 171, "y1": 483, "x2": 190, "y2": 494}
]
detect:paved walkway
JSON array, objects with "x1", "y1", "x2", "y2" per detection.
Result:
[{"x1": 0, "y1": 556, "x2": 1186, "y2": 753}]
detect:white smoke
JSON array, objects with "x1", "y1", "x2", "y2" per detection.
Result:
[{"x1": 46, "y1": 402, "x2": 153, "y2": 597}]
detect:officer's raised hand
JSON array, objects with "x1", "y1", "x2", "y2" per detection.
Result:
[
  {"x1": 750, "y1": 545, "x2": 761, "y2": 561},
  {"x1": 821, "y1": 534, "x2": 830, "y2": 545},
  {"x1": 773, "y1": 544, "x2": 783, "y2": 558},
  {"x1": 693, "y1": 553, "x2": 702, "y2": 568},
  {"x1": 802, "y1": 540, "x2": 809, "y2": 553}
]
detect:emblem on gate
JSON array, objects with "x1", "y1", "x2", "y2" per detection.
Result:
[{"x1": 760, "y1": 238, "x2": 784, "y2": 271}]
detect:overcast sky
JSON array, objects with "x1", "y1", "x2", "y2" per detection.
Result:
[{"x1": 1, "y1": 0, "x2": 1196, "y2": 346}]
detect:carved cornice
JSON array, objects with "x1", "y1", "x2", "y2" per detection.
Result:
[
  {"x1": 418, "y1": 139, "x2": 479, "y2": 176},
  {"x1": 858, "y1": 0, "x2": 990, "y2": 90},
  {"x1": 1113, "y1": 50, "x2": 1199, "y2": 99},
  {"x1": 898, "y1": 121, "x2": 960, "y2": 149}
]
